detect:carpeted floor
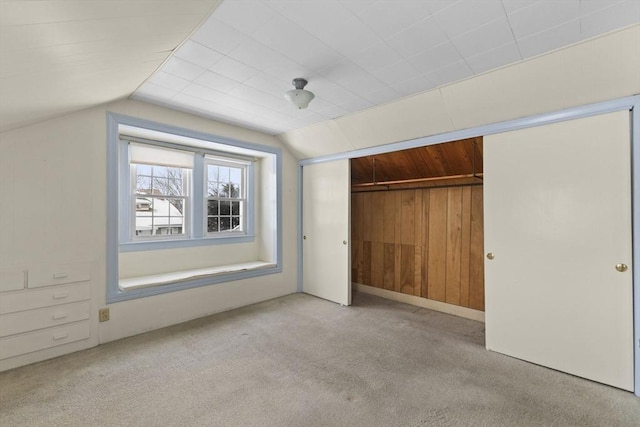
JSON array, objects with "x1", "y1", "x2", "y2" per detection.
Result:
[{"x1": 0, "y1": 292, "x2": 638, "y2": 426}]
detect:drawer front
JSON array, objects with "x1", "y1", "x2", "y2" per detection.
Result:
[
  {"x1": 0, "y1": 301, "x2": 90, "y2": 337},
  {"x1": 28, "y1": 262, "x2": 91, "y2": 288},
  {"x1": 0, "y1": 270, "x2": 25, "y2": 293},
  {"x1": 0, "y1": 282, "x2": 90, "y2": 314},
  {"x1": 0, "y1": 321, "x2": 90, "y2": 360}
]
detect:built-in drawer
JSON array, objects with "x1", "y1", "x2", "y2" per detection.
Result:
[
  {"x1": 0, "y1": 301, "x2": 90, "y2": 338},
  {"x1": 0, "y1": 321, "x2": 90, "y2": 360},
  {"x1": 0, "y1": 282, "x2": 90, "y2": 315},
  {"x1": 28, "y1": 262, "x2": 91, "y2": 289},
  {"x1": 0, "y1": 269, "x2": 25, "y2": 293}
]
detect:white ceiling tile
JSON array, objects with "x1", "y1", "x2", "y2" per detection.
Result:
[
  {"x1": 250, "y1": 14, "x2": 342, "y2": 70},
  {"x1": 426, "y1": 60, "x2": 474, "y2": 87},
  {"x1": 229, "y1": 84, "x2": 291, "y2": 110},
  {"x1": 425, "y1": 0, "x2": 460, "y2": 15},
  {"x1": 181, "y1": 83, "x2": 227, "y2": 103},
  {"x1": 452, "y1": 17, "x2": 515, "y2": 58},
  {"x1": 312, "y1": 103, "x2": 350, "y2": 119},
  {"x1": 341, "y1": 0, "x2": 376, "y2": 15},
  {"x1": 228, "y1": 38, "x2": 310, "y2": 79},
  {"x1": 407, "y1": 41, "x2": 464, "y2": 74},
  {"x1": 147, "y1": 71, "x2": 191, "y2": 91},
  {"x1": 210, "y1": 56, "x2": 259, "y2": 83},
  {"x1": 361, "y1": 86, "x2": 402, "y2": 104},
  {"x1": 580, "y1": 0, "x2": 624, "y2": 16},
  {"x1": 518, "y1": 19, "x2": 581, "y2": 58},
  {"x1": 434, "y1": 0, "x2": 506, "y2": 39},
  {"x1": 371, "y1": 60, "x2": 422, "y2": 86},
  {"x1": 162, "y1": 57, "x2": 205, "y2": 81},
  {"x1": 384, "y1": 15, "x2": 449, "y2": 58},
  {"x1": 357, "y1": 0, "x2": 433, "y2": 39},
  {"x1": 194, "y1": 71, "x2": 241, "y2": 93},
  {"x1": 244, "y1": 73, "x2": 293, "y2": 99},
  {"x1": 501, "y1": 0, "x2": 540, "y2": 15},
  {"x1": 351, "y1": 41, "x2": 404, "y2": 71},
  {"x1": 274, "y1": 1, "x2": 355, "y2": 37},
  {"x1": 213, "y1": 0, "x2": 277, "y2": 34},
  {"x1": 174, "y1": 40, "x2": 223, "y2": 69},
  {"x1": 580, "y1": 0, "x2": 640, "y2": 39},
  {"x1": 309, "y1": 16, "x2": 381, "y2": 57},
  {"x1": 335, "y1": 95, "x2": 374, "y2": 111},
  {"x1": 508, "y1": 0, "x2": 580, "y2": 39},
  {"x1": 390, "y1": 74, "x2": 439, "y2": 96},
  {"x1": 191, "y1": 18, "x2": 248, "y2": 55},
  {"x1": 465, "y1": 42, "x2": 522, "y2": 74}
]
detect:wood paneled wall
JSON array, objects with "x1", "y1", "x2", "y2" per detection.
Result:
[{"x1": 351, "y1": 186, "x2": 485, "y2": 311}]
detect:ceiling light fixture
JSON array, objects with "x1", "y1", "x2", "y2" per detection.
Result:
[{"x1": 284, "y1": 78, "x2": 315, "y2": 109}]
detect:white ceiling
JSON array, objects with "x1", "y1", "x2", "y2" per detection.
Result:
[
  {"x1": 1, "y1": 1, "x2": 638, "y2": 135},
  {"x1": 133, "y1": 0, "x2": 640, "y2": 135},
  {"x1": 0, "y1": 0, "x2": 219, "y2": 132}
]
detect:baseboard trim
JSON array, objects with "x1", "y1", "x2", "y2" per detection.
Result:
[{"x1": 353, "y1": 283, "x2": 485, "y2": 323}]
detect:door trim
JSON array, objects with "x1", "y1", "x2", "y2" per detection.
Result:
[{"x1": 297, "y1": 95, "x2": 640, "y2": 396}]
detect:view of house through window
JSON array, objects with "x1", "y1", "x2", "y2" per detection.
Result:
[{"x1": 133, "y1": 164, "x2": 188, "y2": 237}]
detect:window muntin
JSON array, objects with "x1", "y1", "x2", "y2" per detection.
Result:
[
  {"x1": 132, "y1": 164, "x2": 189, "y2": 238},
  {"x1": 205, "y1": 159, "x2": 247, "y2": 235}
]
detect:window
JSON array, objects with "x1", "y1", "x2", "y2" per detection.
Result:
[
  {"x1": 107, "y1": 113, "x2": 282, "y2": 303},
  {"x1": 118, "y1": 136, "x2": 256, "y2": 250},
  {"x1": 205, "y1": 157, "x2": 247, "y2": 235}
]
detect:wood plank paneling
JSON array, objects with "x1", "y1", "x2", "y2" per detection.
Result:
[
  {"x1": 445, "y1": 187, "x2": 462, "y2": 305},
  {"x1": 352, "y1": 185, "x2": 484, "y2": 312},
  {"x1": 400, "y1": 244, "x2": 415, "y2": 295},
  {"x1": 383, "y1": 243, "x2": 395, "y2": 290},
  {"x1": 469, "y1": 186, "x2": 485, "y2": 311},
  {"x1": 427, "y1": 188, "x2": 448, "y2": 302},
  {"x1": 460, "y1": 187, "x2": 472, "y2": 307},
  {"x1": 371, "y1": 241, "x2": 384, "y2": 288}
]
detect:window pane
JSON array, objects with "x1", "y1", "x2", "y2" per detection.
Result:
[
  {"x1": 230, "y1": 167, "x2": 241, "y2": 184},
  {"x1": 230, "y1": 183, "x2": 240, "y2": 198},
  {"x1": 231, "y1": 201, "x2": 240, "y2": 215},
  {"x1": 136, "y1": 176, "x2": 152, "y2": 194},
  {"x1": 207, "y1": 165, "x2": 219, "y2": 182},
  {"x1": 220, "y1": 200, "x2": 230, "y2": 215},
  {"x1": 207, "y1": 181, "x2": 218, "y2": 197},
  {"x1": 218, "y1": 166, "x2": 229, "y2": 183},
  {"x1": 220, "y1": 217, "x2": 231, "y2": 231},
  {"x1": 232, "y1": 217, "x2": 240, "y2": 230},
  {"x1": 167, "y1": 178, "x2": 183, "y2": 196},
  {"x1": 207, "y1": 217, "x2": 218, "y2": 233},
  {"x1": 218, "y1": 183, "x2": 229, "y2": 198},
  {"x1": 137, "y1": 164, "x2": 152, "y2": 175},
  {"x1": 170, "y1": 199, "x2": 184, "y2": 214},
  {"x1": 207, "y1": 200, "x2": 219, "y2": 215},
  {"x1": 152, "y1": 165, "x2": 169, "y2": 177},
  {"x1": 152, "y1": 177, "x2": 168, "y2": 195}
]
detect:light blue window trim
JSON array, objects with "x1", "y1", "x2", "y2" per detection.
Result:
[
  {"x1": 106, "y1": 112, "x2": 282, "y2": 304},
  {"x1": 297, "y1": 95, "x2": 640, "y2": 396},
  {"x1": 192, "y1": 153, "x2": 205, "y2": 238}
]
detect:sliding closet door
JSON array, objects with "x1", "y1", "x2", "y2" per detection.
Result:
[
  {"x1": 484, "y1": 111, "x2": 633, "y2": 391},
  {"x1": 302, "y1": 160, "x2": 351, "y2": 305}
]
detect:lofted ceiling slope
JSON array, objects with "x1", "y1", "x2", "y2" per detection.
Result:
[{"x1": 0, "y1": 0, "x2": 220, "y2": 132}]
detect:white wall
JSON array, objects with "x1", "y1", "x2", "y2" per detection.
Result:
[
  {"x1": 0, "y1": 99, "x2": 298, "y2": 348},
  {"x1": 279, "y1": 25, "x2": 640, "y2": 159}
]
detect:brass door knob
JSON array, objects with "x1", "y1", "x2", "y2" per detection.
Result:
[
  {"x1": 615, "y1": 263, "x2": 628, "y2": 272},
  {"x1": 486, "y1": 253, "x2": 495, "y2": 260}
]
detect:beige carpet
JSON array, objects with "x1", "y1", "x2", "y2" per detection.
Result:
[{"x1": 1, "y1": 292, "x2": 638, "y2": 426}]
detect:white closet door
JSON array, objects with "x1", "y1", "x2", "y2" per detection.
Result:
[
  {"x1": 302, "y1": 160, "x2": 351, "y2": 306},
  {"x1": 484, "y1": 111, "x2": 633, "y2": 391}
]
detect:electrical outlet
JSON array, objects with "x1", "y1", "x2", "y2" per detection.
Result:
[{"x1": 98, "y1": 308, "x2": 110, "y2": 322}]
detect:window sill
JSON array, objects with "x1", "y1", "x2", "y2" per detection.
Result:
[
  {"x1": 119, "y1": 234, "x2": 255, "y2": 252},
  {"x1": 119, "y1": 261, "x2": 276, "y2": 291}
]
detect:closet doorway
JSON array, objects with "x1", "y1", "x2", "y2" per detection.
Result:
[{"x1": 350, "y1": 137, "x2": 485, "y2": 318}]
